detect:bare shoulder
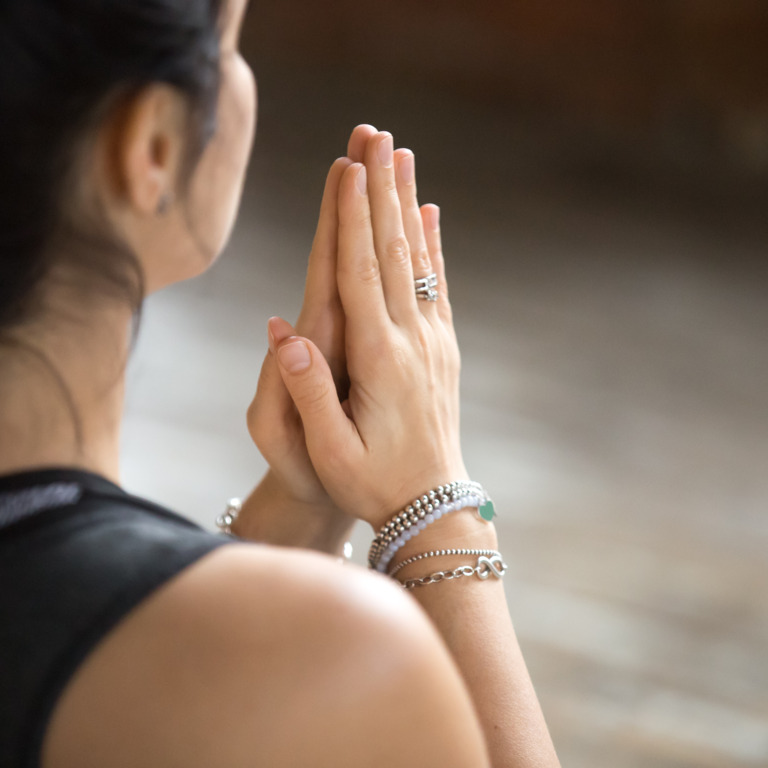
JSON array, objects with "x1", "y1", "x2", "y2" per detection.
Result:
[{"x1": 43, "y1": 543, "x2": 489, "y2": 768}]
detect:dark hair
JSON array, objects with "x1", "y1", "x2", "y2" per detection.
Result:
[{"x1": 0, "y1": 0, "x2": 223, "y2": 331}]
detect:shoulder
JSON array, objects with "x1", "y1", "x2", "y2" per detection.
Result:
[{"x1": 43, "y1": 543, "x2": 489, "y2": 768}]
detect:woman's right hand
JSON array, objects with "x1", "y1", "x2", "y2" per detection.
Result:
[{"x1": 272, "y1": 130, "x2": 471, "y2": 530}]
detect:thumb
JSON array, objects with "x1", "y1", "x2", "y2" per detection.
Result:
[
  {"x1": 274, "y1": 331, "x2": 360, "y2": 462},
  {"x1": 247, "y1": 317, "x2": 297, "y2": 447},
  {"x1": 247, "y1": 346, "x2": 293, "y2": 455}
]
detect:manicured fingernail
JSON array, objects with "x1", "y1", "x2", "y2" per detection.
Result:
[
  {"x1": 426, "y1": 204, "x2": 440, "y2": 231},
  {"x1": 278, "y1": 340, "x2": 311, "y2": 373},
  {"x1": 398, "y1": 151, "x2": 415, "y2": 185},
  {"x1": 356, "y1": 165, "x2": 367, "y2": 195},
  {"x1": 268, "y1": 316, "x2": 294, "y2": 352},
  {"x1": 378, "y1": 133, "x2": 394, "y2": 167}
]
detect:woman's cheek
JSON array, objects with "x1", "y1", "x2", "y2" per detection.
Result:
[
  {"x1": 188, "y1": 55, "x2": 257, "y2": 260},
  {"x1": 222, "y1": 54, "x2": 258, "y2": 173},
  {"x1": 215, "y1": 56, "x2": 257, "y2": 230}
]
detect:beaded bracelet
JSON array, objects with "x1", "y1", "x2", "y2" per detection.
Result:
[
  {"x1": 367, "y1": 480, "x2": 495, "y2": 573},
  {"x1": 387, "y1": 548, "x2": 500, "y2": 578},
  {"x1": 216, "y1": 498, "x2": 243, "y2": 536},
  {"x1": 400, "y1": 553, "x2": 508, "y2": 590}
]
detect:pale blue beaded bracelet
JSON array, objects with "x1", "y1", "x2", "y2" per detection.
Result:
[{"x1": 368, "y1": 481, "x2": 495, "y2": 573}]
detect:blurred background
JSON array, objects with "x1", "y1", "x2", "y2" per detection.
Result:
[{"x1": 122, "y1": 2, "x2": 768, "y2": 766}]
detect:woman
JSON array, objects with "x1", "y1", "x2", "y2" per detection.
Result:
[{"x1": 0, "y1": 0, "x2": 560, "y2": 766}]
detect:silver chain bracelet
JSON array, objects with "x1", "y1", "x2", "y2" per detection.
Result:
[
  {"x1": 388, "y1": 548, "x2": 500, "y2": 578},
  {"x1": 401, "y1": 553, "x2": 508, "y2": 590}
]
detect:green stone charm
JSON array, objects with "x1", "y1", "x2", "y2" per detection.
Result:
[{"x1": 478, "y1": 499, "x2": 496, "y2": 522}]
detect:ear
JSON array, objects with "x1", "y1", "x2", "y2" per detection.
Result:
[{"x1": 108, "y1": 85, "x2": 187, "y2": 215}]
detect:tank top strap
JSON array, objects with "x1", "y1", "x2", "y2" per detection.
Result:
[{"x1": 0, "y1": 467, "x2": 236, "y2": 768}]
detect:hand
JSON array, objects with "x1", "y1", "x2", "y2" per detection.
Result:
[
  {"x1": 240, "y1": 126, "x2": 379, "y2": 546},
  {"x1": 246, "y1": 155, "x2": 350, "y2": 516},
  {"x1": 271, "y1": 130, "x2": 469, "y2": 529}
]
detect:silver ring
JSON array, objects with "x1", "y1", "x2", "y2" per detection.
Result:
[{"x1": 415, "y1": 273, "x2": 439, "y2": 302}]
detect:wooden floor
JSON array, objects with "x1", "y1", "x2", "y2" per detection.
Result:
[{"x1": 121, "y1": 65, "x2": 768, "y2": 767}]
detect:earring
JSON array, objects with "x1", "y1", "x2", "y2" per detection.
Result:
[{"x1": 156, "y1": 192, "x2": 173, "y2": 216}]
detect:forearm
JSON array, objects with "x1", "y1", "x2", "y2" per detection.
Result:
[
  {"x1": 231, "y1": 470, "x2": 356, "y2": 555},
  {"x1": 393, "y1": 516, "x2": 560, "y2": 768}
]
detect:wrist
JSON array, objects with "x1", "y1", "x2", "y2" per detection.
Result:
[
  {"x1": 232, "y1": 470, "x2": 356, "y2": 555},
  {"x1": 368, "y1": 479, "x2": 496, "y2": 572}
]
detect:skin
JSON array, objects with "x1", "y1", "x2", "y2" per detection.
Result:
[
  {"x1": 42, "y1": 547, "x2": 488, "y2": 768},
  {"x1": 0, "y1": 0, "x2": 560, "y2": 765},
  {"x1": 253, "y1": 128, "x2": 561, "y2": 766}
]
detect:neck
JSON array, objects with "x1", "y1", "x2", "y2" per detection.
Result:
[{"x1": 0, "y1": 301, "x2": 133, "y2": 484}]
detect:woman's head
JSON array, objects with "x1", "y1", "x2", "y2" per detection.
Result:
[{"x1": 0, "y1": 0, "x2": 255, "y2": 331}]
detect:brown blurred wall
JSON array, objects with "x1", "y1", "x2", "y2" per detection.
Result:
[{"x1": 243, "y1": 0, "x2": 768, "y2": 175}]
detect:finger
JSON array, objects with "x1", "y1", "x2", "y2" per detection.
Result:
[
  {"x1": 246, "y1": 317, "x2": 299, "y2": 459},
  {"x1": 394, "y1": 149, "x2": 435, "y2": 306},
  {"x1": 273, "y1": 333, "x2": 362, "y2": 472},
  {"x1": 300, "y1": 156, "x2": 352, "y2": 327},
  {"x1": 298, "y1": 157, "x2": 351, "y2": 386},
  {"x1": 364, "y1": 132, "x2": 419, "y2": 323},
  {"x1": 347, "y1": 124, "x2": 378, "y2": 163},
  {"x1": 248, "y1": 352, "x2": 291, "y2": 453},
  {"x1": 267, "y1": 315, "x2": 298, "y2": 354},
  {"x1": 336, "y1": 162, "x2": 390, "y2": 342},
  {"x1": 420, "y1": 204, "x2": 452, "y2": 324}
]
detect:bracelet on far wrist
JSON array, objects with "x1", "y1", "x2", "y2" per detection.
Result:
[{"x1": 219, "y1": 474, "x2": 356, "y2": 556}]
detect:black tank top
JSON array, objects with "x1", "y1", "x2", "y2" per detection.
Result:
[{"x1": 0, "y1": 468, "x2": 235, "y2": 768}]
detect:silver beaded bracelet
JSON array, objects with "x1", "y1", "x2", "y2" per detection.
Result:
[
  {"x1": 216, "y1": 498, "x2": 242, "y2": 536},
  {"x1": 387, "y1": 548, "x2": 500, "y2": 578},
  {"x1": 367, "y1": 480, "x2": 495, "y2": 573},
  {"x1": 401, "y1": 553, "x2": 508, "y2": 590}
]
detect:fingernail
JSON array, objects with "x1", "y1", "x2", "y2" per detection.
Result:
[
  {"x1": 278, "y1": 340, "x2": 311, "y2": 373},
  {"x1": 378, "y1": 133, "x2": 394, "y2": 167},
  {"x1": 398, "y1": 151, "x2": 415, "y2": 185},
  {"x1": 268, "y1": 316, "x2": 293, "y2": 352},
  {"x1": 356, "y1": 165, "x2": 367, "y2": 196},
  {"x1": 426, "y1": 204, "x2": 440, "y2": 231}
]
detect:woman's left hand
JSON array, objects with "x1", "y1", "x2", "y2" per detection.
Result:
[{"x1": 237, "y1": 126, "x2": 378, "y2": 551}]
